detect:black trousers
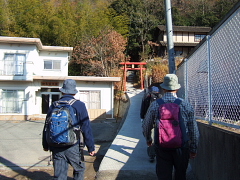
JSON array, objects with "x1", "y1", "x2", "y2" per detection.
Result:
[{"x1": 155, "y1": 146, "x2": 190, "y2": 180}]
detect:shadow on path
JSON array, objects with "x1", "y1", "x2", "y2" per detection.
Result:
[{"x1": 0, "y1": 156, "x2": 52, "y2": 180}]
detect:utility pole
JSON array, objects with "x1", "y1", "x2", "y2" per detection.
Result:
[{"x1": 164, "y1": 0, "x2": 176, "y2": 74}]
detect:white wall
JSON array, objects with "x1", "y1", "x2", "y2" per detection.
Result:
[
  {"x1": 0, "y1": 43, "x2": 69, "y2": 79},
  {"x1": 17, "y1": 80, "x2": 114, "y2": 116},
  {"x1": 0, "y1": 79, "x2": 115, "y2": 118},
  {"x1": 36, "y1": 51, "x2": 69, "y2": 76},
  {"x1": 75, "y1": 81, "x2": 113, "y2": 115},
  {"x1": 0, "y1": 43, "x2": 39, "y2": 79},
  {"x1": 164, "y1": 31, "x2": 196, "y2": 43},
  {"x1": 183, "y1": 32, "x2": 189, "y2": 42},
  {"x1": 188, "y1": 32, "x2": 195, "y2": 42}
]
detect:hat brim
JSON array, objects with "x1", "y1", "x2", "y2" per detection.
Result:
[
  {"x1": 59, "y1": 88, "x2": 78, "y2": 94},
  {"x1": 160, "y1": 83, "x2": 181, "y2": 90}
]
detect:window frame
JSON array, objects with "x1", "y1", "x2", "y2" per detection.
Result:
[
  {"x1": 0, "y1": 89, "x2": 24, "y2": 114},
  {"x1": 78, "y1": 90, "x2": 101, "y2": 109},
  {"x1": 3, "y1": 53, "x2": 26, "y2": 75},
  {"x1": 43, "y1": 60, "x2": 61, "y2": 70}
]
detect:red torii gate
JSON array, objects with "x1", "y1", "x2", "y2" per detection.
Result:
[{"x1": 120, "y1": 62, "x2": 147, "y2": 91}]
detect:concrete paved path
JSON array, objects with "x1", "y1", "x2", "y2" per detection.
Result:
[
  {"x1": 96, "y1": 89, "x2": 157, "y2": 180},
  {"x1": 0, "y1": 120, "x2": 50, "y2": 169},
  {"x1": 96, "y1": 87, "x2": 196, "y2": 180}
]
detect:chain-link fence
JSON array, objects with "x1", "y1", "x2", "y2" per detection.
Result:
[{"x1": 177, "y1": 4, "x2": 240, "y2": 129}]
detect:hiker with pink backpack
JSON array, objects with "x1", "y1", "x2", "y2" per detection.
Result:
[{"x1": 142, "y1": 74, "x2": 199, "y2": 180}]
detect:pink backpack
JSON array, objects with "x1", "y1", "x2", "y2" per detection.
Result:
[{"x1": 156, "y1": 98, "x2": 185, "y2": 148}]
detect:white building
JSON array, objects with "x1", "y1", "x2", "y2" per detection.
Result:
[{"x1": 0, "y1": 36, "x2": 120, "y2": 120}]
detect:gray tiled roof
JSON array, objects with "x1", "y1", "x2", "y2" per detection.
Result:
[
  {"x1": 159, "y1": 41, "x2": 199, "y2": 47},
  {"x1": 158, "y1": 25, "x2": 211, "y2": 32}
]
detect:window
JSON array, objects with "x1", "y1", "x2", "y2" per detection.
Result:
[
  {"x1": 44, "y1": 60, "x2": 61, "y2": 70},
  {"x1": 78, "y1": 91, "x2": 101, "y2": 109},
  {"x1": 3, "y1": 53, "x2": 25, "y2": 75},
  {"x1": 41, "y1": 92, "x2": 61, "y2": 114},
  {"x1": 0, "y1": 90, "x2": 24, "y2": 113},
  {"x1": 195, "y1": 34, "x2": 206, "y2": 42}
]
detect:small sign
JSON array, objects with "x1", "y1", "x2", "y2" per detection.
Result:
[{"x1": 41, "y1": 82, "x2": 59, "y2": 86}]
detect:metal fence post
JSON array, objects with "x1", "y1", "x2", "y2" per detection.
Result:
[
  {"x1": 207, "y1": 35, "x2": 213, "y2": 125},
  {"x1": 185, "y1": 58, "x2": 188, "y2": 101}
]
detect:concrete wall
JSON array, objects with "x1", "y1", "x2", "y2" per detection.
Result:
[
  {"x1": 191, "y1": 122, "x2": 240, "y2": 180},
  {"x1": 114, "y1": 93, "x2": 130, "y2": 121}
]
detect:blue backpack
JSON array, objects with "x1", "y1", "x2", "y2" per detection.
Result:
[{"x1": 45, "y1": 99, "x2": 82, "y2": 147}]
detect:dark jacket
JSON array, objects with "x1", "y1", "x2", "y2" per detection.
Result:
[
  {"x1": 42, "y1": 94, "x2": 95, "y2": 153},
  {"x1": 140, "y1": 92, "x2": 162, "y2": 119}
]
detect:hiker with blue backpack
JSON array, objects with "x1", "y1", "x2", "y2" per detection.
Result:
[
  {"x1": 142, "y1": 74, "x2": 199, "y2": 180},
  {"x1": 42, "y1": 79, "x2": 95, "y2": 180}
]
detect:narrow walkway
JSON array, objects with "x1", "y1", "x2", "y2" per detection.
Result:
[
  {"x1": 96, "y1": 88, "x2": 157, "y2": 180},
  {"x1": 96, "y1": 87, "x2": 196, "y2": 180}
]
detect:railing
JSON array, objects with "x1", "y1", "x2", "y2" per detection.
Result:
[{"x1": 177, "y1": 3, "x2": 240, "y2": 129}]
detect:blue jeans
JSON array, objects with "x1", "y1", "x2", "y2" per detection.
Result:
[{"x1": 52, "y1": 144, "x2": 85, "y2": 180}]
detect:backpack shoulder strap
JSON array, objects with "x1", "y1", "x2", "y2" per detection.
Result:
[
  {"x1": 174, "y1": 98, "x2": 189, "y2": 143},
  {"x1": 68, "y1": 99, "x2": 77, "y2": 105},
  {"x1": 156, "y1": 98, "x2": 165, "y2": 105},
  {"x1": 55, "y1": 99, "x2": 77, "y2": 106},
  {"x1": 156, "y1": 98, "x2": 182, "y2": 106},
  {"x1": 173, "y1": 98, "x2": 182, "y2": 105},
  {"x1": 53, "y1": 100, "x2": 60, "y2": 107},
  {"x1": 156, "y1": 98, "x2": 165, "y2": 122},
  {"x1": 67, "y1": 99, "x2": 84, "y2": 153}
]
